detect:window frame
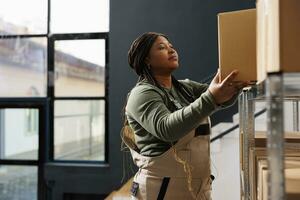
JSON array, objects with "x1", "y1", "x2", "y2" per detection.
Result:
[
  {"x1": 0, "y1": 98, "x2": 48, "y2": 200},
  {"x1": 0, "y1": 0, "x2": 110, "y2": 198},
  {"x1": 48, "y1": 32, "x2": 109, "y2": 163}
]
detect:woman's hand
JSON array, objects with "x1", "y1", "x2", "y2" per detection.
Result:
[{"x1": 208, "y1": 69, "x2": 249, "y2": 105}]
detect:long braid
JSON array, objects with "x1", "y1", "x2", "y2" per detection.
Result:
[
  {"x1": 171, "y1": 78, "x2": 198, "y2": 198},
  {"x1": 143, "y1": 67, "x2": 178, "y2": 111},
  {"x1": 172, "y1": 76, "x2": 195, "y2": 103}
]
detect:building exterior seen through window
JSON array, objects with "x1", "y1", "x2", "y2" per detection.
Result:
[
  {"x1": 0, "y1": 109, "x2": 38, "y2": 160},
  {"x1": 25, "y1": 109, "x2": 39, "y2": 136}
]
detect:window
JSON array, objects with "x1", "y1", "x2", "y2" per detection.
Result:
[
  {"x1": 0, "y1": 0, "x2": 47, "y2": 35},
  {"x1": 51, "y1": 0, "x2": 109, "y2": 33},
  {"x1": 0, "y1": 109, "x2": 38, "y2": 160},
  {"x1": 50, "y1": 35, "x2": 108, "y2": 163},
  {"x1": 0, "y1": 38, "x2": 47, "y2": 97},
  {"x1": 0, "y1": 0, "x2": 109, "y2": 199},
  {"x1": 0, "y1": 105, "x2": 43, "y2": 200},
  {"x1": 54, "y1": 39, "x2": 106, "y2": 97},
  {"x1": 54, "y1": 100, "x2": 105, "y2": 161}
]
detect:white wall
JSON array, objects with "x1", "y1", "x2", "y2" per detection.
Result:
[{"x1": 4, "y1": 109, "x2": 38, "y2": 157}]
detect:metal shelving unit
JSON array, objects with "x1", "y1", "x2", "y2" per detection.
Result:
[{"x1": 239, "y1": 72, "x2": 300, "y2": 200}]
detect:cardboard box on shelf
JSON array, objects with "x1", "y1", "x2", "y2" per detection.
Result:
[
  {"x1": 257, "y1": 159, "x2": 267, "y2": 200},
  {"x1": 257, "y1": 0, "x2": 300, "y2": 79},
  {"x1": 256, "y1": 0, "x2": 267, "y2": 82},
  {"x1": 249, "y1": 147, "x2": 300, "y2": 200},
  {"x1": 217, "y1": 9, "x2": 257, "y2": 82},
  {"x1": 241, "y1": 131, "x2": 300, "y2": 170},
  {"x1": 254, "y1": 131, "x2": 300, "y2": 147},
  {"x1": 257, "y1": 159, "x2": 300, "y2": 200}
]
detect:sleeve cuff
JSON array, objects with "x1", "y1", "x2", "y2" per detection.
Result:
[{"x1": 204, "y1": 90, "x2": 220, "y2": 110}]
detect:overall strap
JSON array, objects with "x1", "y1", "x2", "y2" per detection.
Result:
[{"x1": 157, "y1": 177, "x2": 170, "y2": 200}]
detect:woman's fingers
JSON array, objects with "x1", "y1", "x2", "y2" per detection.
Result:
[
  {"x1": 221, "y1": 70, "x2": 238, "y2": 86},
  {"x1": 209, "y1": 69, "x2": 250, "y2": 104}
]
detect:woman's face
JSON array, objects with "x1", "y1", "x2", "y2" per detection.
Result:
[{"x1": 146, "y1": 36, "x2": 179, "y2": 76}]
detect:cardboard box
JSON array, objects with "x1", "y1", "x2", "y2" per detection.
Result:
[
  {"x1": 218, "y1": 9, "x2": 257, "y2": 82},
  {"x1": 257, "y1": 0, "x2": 300, "y2": 78},
  {"x1": 255, "y1": 131, "x2": 300, "y2": 147},
  {"x1": 257, "y1": 159, "x2": 267, "y2": 200},
  {"x1": 241, "y1": 131, "x2": 300, "y2": 171},
  {"x1": 249, "y1": 147, "x2": 300, "y2": 200},
  {"x1": 256, "y1": 0, "x2": 267, "y2": 82},
  {"x1": 257, "y1": 159, "x2": 300, "y2": 200}
]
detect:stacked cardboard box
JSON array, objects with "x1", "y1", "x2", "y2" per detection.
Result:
[
  {"x1": 218, "y1": 1, "x2": 300, "y2": 83},
  {"x1": 257, "y1": 0, "x2": 300, "y2": 81},
  {"x1": 239, "y1": 132, "x2": 300, "y2": 199},
  {"x1": 254, "y1": 131, "x2": 300, "y2": 147},
  {"x1": 257, "y1": 159, "x2": 300, "y2": 200},
  {"x1": 249, "y1": 147, "x2": 300, "y2": 200},
  {"x1": 240, "y1": 131, "x2": 300, "y2": 170}
]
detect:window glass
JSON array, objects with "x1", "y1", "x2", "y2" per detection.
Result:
[
  {"x1": 0, "y1": 38, "x2": 47, "y2": 97},
  {"x1": 0, "y1": 0, "x2": 47, "y2": 35},
  {"x1": 0, "y1": 165, "x2": 37, "y2": 200},
  {"x1": 51, "y1": 0, "x2": 109, "y2": 33},
  {"x1": 0, "y1": 109, "x2": 38, "y2": 160},
  {"x1": 54, "y1": 100, "x2": 105, "y2": 161},
  {"x1": 54, "y1": 39, "x2": 105, "y2": 97}
]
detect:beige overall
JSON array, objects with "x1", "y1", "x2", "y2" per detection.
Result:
[{"x1": 122, "y1": 119, "x2": 212, "y2": 200}]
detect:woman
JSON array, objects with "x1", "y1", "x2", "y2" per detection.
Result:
[{"x1": 122, "y1": 32, "x2": 247, "y2": 200}]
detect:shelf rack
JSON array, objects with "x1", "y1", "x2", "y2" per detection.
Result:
[{"x1": 239, "y1": 72, "x2": 300, "y2": 200}]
